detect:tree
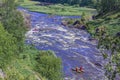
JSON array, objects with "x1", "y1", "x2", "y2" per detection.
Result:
[
  {"x1": 99, "y1": 0, "x2": 120, "y2": 14},
  {"x1": 1, "y1": 0, "x2": 27, "y2": 52}
]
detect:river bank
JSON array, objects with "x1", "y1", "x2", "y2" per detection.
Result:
[
  {"x1": 18, "y1": 7, "x2": 106, "y2": 80},
  {"x1": 20, "y1": 0, "x2": 96, "y2": 16}
]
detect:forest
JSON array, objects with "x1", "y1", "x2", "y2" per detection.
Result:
[{"x1": 0, "y1": 0, "x2": 120, "y2": 80}]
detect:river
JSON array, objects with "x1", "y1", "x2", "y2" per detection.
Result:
[{"x1": 18, "y1": 7, "x2": 105, "y2": 80}]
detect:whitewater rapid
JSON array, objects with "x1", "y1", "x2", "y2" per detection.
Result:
[{"x1": 19, "y1": 7, "x2": 105, "y2": 80}]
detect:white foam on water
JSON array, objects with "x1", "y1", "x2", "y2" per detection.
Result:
[
  {"x1": 80, "y1": 45, "x2": 90, "y2": 48},
  {"x1": 63, "y1": 36, "x2": 75, "y2": 40},
  {"x1": 37, "y1": 40, "x2": 48, "y2": 43},
  {"x1": 42, "y1": 34, "x2": 53, "y2": 37},
  {"x1": 23, "y1": 8, "x2": 105, "y2": 79},
  {"x1": 35, "y1": 24, "x2": 40, "y2": 28},
  {"x1": 73, "y1": 52, "x2": 104, "y2": 72},
  {"x1": 57, "y1": 27, "x2": 68, "y2": 32}
]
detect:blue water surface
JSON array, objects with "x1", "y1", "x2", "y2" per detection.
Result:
[{"x1": 18, "y1": 7, "x2": 105, "y2": 80}]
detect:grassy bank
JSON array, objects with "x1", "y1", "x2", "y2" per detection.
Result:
[
  {"x1": 20, "y1": 1, "x2": 96, "y2": 16},
  {"x1": 0, "y1": 45, "x2": 62, "y2": 80},
  {"x1": 0, "y1": 0, "x2": 63, "y2": 79},
  {"x1": 87, "y1": 12, "x2": 120, "y2": 37}
]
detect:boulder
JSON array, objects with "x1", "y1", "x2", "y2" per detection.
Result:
[
  {"x1": 73, "y1": 20, "x2": 80, "y2": 25},
  {"x1": 74, "y1": 25, "x2": 86, "y2": 30},
  {"x1": 94, "y1": 63, "x2": 102, "y2": 67},
  {"x1": 80, "y1": 25, "x2": 87, "y2": 30}
]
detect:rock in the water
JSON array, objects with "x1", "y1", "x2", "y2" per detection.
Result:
[
  {"x1": 73, "y1": 20, "x2": 80, "y2": 25},
  {"x1": 74, "y1": 25, "x2": 86, "y2": 30},
  {"x1": 94, "y1": 63, "x2": 102, "y2": 67},
  {"x1": 61, "y1": 20, "x2": 68, "y2": 26},
  {"x1": 80, "y1": 25, "x2": 86, "y2": 30}
]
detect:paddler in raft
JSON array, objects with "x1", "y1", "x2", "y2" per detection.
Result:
[{"x1": 72, "y1": 66, "x2": 84, "y2": 73}]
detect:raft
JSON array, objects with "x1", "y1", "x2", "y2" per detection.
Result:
[{"x1": 71, "y1": 68, "x2": 84, "y2": 73}]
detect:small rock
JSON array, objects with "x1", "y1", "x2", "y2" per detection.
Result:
[
  {"x1": 80, "y1": 25, "x2": 86, "y2": 30},
  {"x1": 94, "y1": 63, "x2": 102, "y2": 67},
  {"x1": 74, "y1": 25, "x2": 86, "y2": 30},
  {"x1": 61, "y1": 20, "x2": 68, "y2": 26},
  {"x1": 95, "y1": 27, "x2": 99, "y2": 33},
  {"x1": 73, "y1": 20, "x2": 80, "y2": 25}
]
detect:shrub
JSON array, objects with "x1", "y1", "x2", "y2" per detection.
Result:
[
  {"x1": 0, "y1": 23, "x2": 17, "y2": 68},
  {"x1": 35, "y1": 51, "x2": 62, "y2": 80}
]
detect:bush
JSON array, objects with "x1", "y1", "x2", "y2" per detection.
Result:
[
  {"x1": 1, "y1": 0, "x2": 27, "y2": 52},
  {"x1": 0, "y1": 23, "x2": 17, "y2": 68},
  {"x1": 35, "y1": 51, "x2": 62, "y2": 80}
]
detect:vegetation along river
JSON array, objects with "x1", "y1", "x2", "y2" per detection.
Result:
[{"x1": 18, "y1": 7, "x2": 105, "y2": 80}]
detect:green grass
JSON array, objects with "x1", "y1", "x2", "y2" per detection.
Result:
[
  {"x1": 20, "y1": 1, "x2": 96, "y2": 16},
  {"x1": 87, "y1": 12, "x2": 120, "y2": 37},
  {"x1": 2, "y1": 45, "x2": 62, "y2": 80},
  {"x1": 2, "y1": 45, "x2": 45, "y2": 80}
]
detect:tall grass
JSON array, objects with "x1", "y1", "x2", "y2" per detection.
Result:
[{"x1": 20, "y1": 0, "x2": 96, "y2": 16}]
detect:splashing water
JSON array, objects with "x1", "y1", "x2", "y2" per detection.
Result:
[{"x1": 18, "y1": 7, "x2": 106, "y2": 80}]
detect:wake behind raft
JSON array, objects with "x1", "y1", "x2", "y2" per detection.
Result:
[{"x1": 72, "y1": 66, "x2": 84, "y2": 73}]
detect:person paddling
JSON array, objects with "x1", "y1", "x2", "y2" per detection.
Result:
[
  {"x1": 79, "y1": 66, "x2": 84, "y2": 72},
  {"x1": 75, "y1": 67, "x2": 79, "y2": 72},
  {"x1": 72, "y1": 66, "x2": 84, "y2": 73}
]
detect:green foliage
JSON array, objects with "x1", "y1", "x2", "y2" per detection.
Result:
[
  {"x1": 97, "y1": 32, "x2": 120, "y2": 80},
  {"x1": 2, "y1": 45, "x2": 62, "y2": 80},
  {"x1": 3, "y1": 45, "x2": 41, "y2": 80},
  {"x1": 35, "y1": 51, "x2": 62, "y2": 80},
  {"x1": 20, "y1": 1, "x2": 96, "y2": 16},
  {"x1": 87, "y1": 12, "x2": 120, "y2": 37},
  {"x1": 0, "y1": 0, "x2": 63, "y2": 80},
  {"x1": 86, "y1": 1, "x2": 120, "y2": 80},
  {"x1": 0, "y1": 23, "x2": 17, "y2": 68},
  {"x1": 99, "y1": 0, "x2": 120, "y2": 15},
  {"x1": 81, "y1": 12, "x2": 86, "y2": 23},
  {"x1": 1, "y1": 0, "x2": 27, "y2": 52},
  {"x1": 34, "y1": 0, "x2": 100, "y2": 8}
]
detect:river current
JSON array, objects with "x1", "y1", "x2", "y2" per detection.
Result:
[{"x1": 18, "y1": 7, "x2": 105, "y2": 80}]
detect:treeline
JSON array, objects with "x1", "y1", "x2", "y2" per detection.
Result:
[
  {"x1": 33, "y1": 0, "x2": 120, "y2": 12},
  {"x1": 0, "y1": 0, "x2": 62, "y2": 80},
  {"x1": 99, "y1": 0, "x2": 120, "y2": 14},
  {"x1": 33, "y1": 0, "x2": 100, "y2": 8}
]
